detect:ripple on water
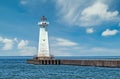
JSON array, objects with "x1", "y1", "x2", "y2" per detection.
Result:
[{"x1": 0, "y1": 59, "x2": 120, "y2": 79}]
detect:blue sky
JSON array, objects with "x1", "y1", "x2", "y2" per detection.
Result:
[{"x1": 0, "y1": 0, "x2": 120, "y2": 56}]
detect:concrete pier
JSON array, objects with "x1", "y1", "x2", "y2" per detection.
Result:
[
  {"x1": 60, "y1": 60, "x2": 120, "y2": 67},
  {"x1": 27, "y1": 59, "x2": 61, "y2": 65},
  {"x1": 27, "y1": 59, "x2": 120, "y2": 67}
]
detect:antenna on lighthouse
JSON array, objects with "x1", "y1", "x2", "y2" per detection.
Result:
[
  {"x1": 38, "y1": 16, "x2": 49, "y2": 26},
  {"x1": 41, "y1": 16, "x2": 47, "y2": 21}
]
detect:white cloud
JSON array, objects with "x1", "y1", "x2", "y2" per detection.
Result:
[
  {"x1": 50, "y1": 37, "x2": 83, "y2": 56},
  {"x1": 17, "y1": 39, "x2": 37, "y2": 56},
  {"x1": 20, "y1": 0, "x2": 47, "y2": 5},
  {"x1": 14, "y1": 38, "x2": 18, "y2": 43},
  {"x1": 55, "y1": 0, "x2": 90, "y2": 26},
  {"x1": 2, "y1": 39, "x2": 14, "y2": 50},
  {"x1": 80, "y1": 1, "x2": 119, "y2": 26},
  {"x1": 56, "y1": 38, "x2": 78, "y2": 46},
  {"x1": 79, "y1": 47, "x2": 120, "y2": 56},
  {"x1": 51, "y1": 37, "x2": 78, "y2": 47},
  {"x1": 0, "y1": 36, "x2": 37, "y2": 56},
  {"x1": 0, "y1": 37, "x2": 14, "y2": 50},
  {"x1": 82, "y1": 2, "x2": 118, "y2": 20},
  {"x1": 102, "y1": 29, "x2": 119, "y2": 36},
  {"x1": 20, "y1": 0, "x2": 27, "y2": 5},
  {"x1": 86, "y1": 28, "x2": 94, "y2": 34},
  {"x1": 49, "y1": 37, "x2": 120, "y2": 56},
  {"x1": 55, "y1": 0, "x2": 119, "y2": 27},
  {"x1": 18, "y1": 40, "x2": 29, "y2": 49},
  {"x1": 18, "y1": 46, "x2": 37, "y2": 56},
  {"x1": 0, "y1": 37, "x2": 3, "y2": 41}
]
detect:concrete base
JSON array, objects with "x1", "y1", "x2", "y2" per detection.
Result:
[
  {"x1": 27, "y1": 59, "x2": 60, "y2": 65},
  {"x1": 27, "y1": 59, "x2": 120, "y2": 67}
]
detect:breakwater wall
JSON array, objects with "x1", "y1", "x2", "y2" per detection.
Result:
[{"x1": 27, "y1": 59, "x2": 120, "y2": 67}]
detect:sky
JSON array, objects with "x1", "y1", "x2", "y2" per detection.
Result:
[{"x1": 0, "y1": 0, "x2": 120, "y2": 56}]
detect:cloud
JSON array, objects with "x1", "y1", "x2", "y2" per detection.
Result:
[
  {"x1": 0, "y1": 36, "x2": 37, "y2": 56},
  {"x1": 2, "y1": 39, "x2": 14, "y2": 50},
  {"x1": 86, "y1": 28, "x2": 94, "y2": 34},
  {"x1": 0, "y1": 37, "x2": 3, "y2": 41},
  {"x1": 13, "y1": 38, "x2": 18, "y2": 43},
  {"x1": 55, "y1": 0, "x2": 91, "y2": 26},
  {"x1": 18, "y1": 46, "x2": 37, "y2": 56},
  {"x1": 0, "y1": 37, "x2": 14, "y2": 50},
  {"x1": 50, "y1": 37, "x2": 120, "y2": 56},
  {"x1": 50, "y1": 37, "x2": 83, "y2": 56},
  {"x1": 18, "y1": 40, "x2": 29, "y2": 49},
  {"x1": 55, "y1": 38, "x2": 78, "y2": 46},
  {"x1": 20, "y1": 0, "x2": 47, "y2": 6},
  {"x1": 79, "y1": 47, "x2": 120, "y2": 56},
  {"x1": 17, "y1": 40, "x2": 37, "y2": 56},
  {"x1": 80, "y1": 1, "x2": 119, "y2": 26},
  {"x1": 20, "y1": 0, "x2": 27, "y2": 5},
  {"x1": 82, "y1": 2, "x2": 118, "y2": 20},
  {"x1": 93, "y1": 47, "x2": 120, "y2": 54},
  {"x1": 102, "y1": 29, "x2": 119, "y2": 36},
  {"x1": 50, "y1": 37, "x2": 78, "y2": 47},
  {"x1": 55, "y1": 0, "x2": 119, "y2": 27}
]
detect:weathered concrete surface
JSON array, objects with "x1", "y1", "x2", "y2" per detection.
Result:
[
  {"x1": 60, "y1": 60, "x2": 120, "y2": 67},
  {"x1": 27, "y1": 59, "x2": 120, "y2": 67},
  {"x1": 27, "y1": 59, "x2": 61, "y2": 65}
]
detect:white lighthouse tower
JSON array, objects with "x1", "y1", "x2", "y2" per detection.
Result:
[{"x1": 37, "y1": 16, "x2": 52, "y2": 60}]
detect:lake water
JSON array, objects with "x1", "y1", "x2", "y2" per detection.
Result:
[{"x1": 0, "y1": 56, "x2": 120, "y2": 79}]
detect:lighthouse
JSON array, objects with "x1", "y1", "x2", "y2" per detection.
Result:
[{"x1": 37, "y1": 16, "x2": 52, "y2": 60}]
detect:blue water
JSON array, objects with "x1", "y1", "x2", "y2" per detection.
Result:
[{"x1": 0, "y1": 56, "x2": 120, "y2": 79}]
